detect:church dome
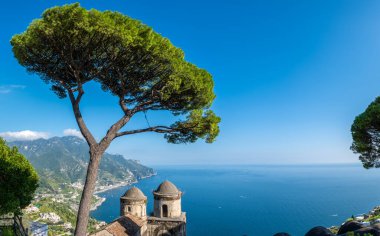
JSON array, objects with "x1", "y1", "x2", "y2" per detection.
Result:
[
  {"x1": 154, "y1": 180, "x2": 181, "y2": 196},
  {"x1": 122, "y1": 187, "x2": 147, "y2": 200}
]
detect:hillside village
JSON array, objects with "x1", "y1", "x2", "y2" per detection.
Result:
[{"x1": 21, "y1": 183, "x2": 107, "y2": 235}]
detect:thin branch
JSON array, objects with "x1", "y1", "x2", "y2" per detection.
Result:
[
  {"x1": 76, "y1": 84, "x2": 84, "y2": 104},
  {"x1": 64, "y1": 85, "x2": 97, "y2": 147},
  {"x1": 98, "y1": 115, "x2": 132, "y2": 152},
  {"x1": 130, "y1": 100, "x2": 164, "y2": 115},
  {"x1": 118, "y1": 96, "x2": 129, "y2": 115},
  {"x1": 115, "y1": 125, "x2": 176, "y2": 138},
  {"x1": 131, "y1": 100, "x2": 154, "y2": 113}
]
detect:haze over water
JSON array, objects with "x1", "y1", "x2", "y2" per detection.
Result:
[{"x1": 91, "y1": 165, "x2": 380, "y2": 235}]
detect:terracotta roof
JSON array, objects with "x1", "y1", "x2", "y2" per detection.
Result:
[{"x1": 90, "y1": 215, "x2": 145, "y2": 236}]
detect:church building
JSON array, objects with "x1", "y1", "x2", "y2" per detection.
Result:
[{"x1": 91, "y1": 180, "x2": 186, "y2": 236}]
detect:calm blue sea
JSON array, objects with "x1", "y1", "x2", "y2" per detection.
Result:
[{"x1": 90, "y1": 165, "x2": 380, "y2": 236}]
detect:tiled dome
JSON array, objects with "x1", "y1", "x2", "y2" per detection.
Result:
[
  {"x1": 122, "y1": 187, "x2": 147, "y2": 200},
  {"x1": 154, "y1": 180, "x2": 180, "y2": 196}
]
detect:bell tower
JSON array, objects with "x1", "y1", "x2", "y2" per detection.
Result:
[
  {"x1": 153, "y1": 180, "x2": 182, "y2": 218},
  {"x1": 120, "y1": 186, "x2": 147, "y2": 219}
]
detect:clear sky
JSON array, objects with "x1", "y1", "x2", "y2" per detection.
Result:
[{"x1": 1, "y1": 0, "x2": 380, "y2": 165}]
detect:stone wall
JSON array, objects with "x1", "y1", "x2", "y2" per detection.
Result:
[
  {"x1": 153, "y1": 198, "x2": 181, "y2": 218},
  {"x1": 146, "y1": 220, "x2": 186, "y2": 236},
  {"x1": 120, "y1": 199, "x2": 147, "y2": 219}
]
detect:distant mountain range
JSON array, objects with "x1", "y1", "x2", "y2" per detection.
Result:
[{"x1": 8, "y1": 136, "x2": 154, "y2": 192}]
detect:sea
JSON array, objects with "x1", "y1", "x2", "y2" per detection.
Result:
[{"x1": 90, "y1": 164, "x2": 380, "y2": 236}]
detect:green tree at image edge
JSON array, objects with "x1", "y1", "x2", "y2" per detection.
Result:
[
  {"x1": 0, "y1": 138, "x2": 39, "y2": 215},
  {"x1": 352, "y1": 96, "x2": 380, "y2": 168}
]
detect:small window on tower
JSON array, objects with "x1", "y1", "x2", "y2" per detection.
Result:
[
  {"x1": 128, "y1": 206, "x2": 132, "y2": 212},
  {"x1": 162, "y1": 204, "x2": 168, "y2": 217}
]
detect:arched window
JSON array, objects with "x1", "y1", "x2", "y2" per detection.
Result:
[{"x1": 162, "y1": 204, "x2": 168, "y2": 217}]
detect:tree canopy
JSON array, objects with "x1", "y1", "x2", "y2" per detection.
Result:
[
  {"x1": 351, "y1": 96, "x2": 380, "y2": 168},
  {"x1": 0, "y1": 138, "x2": 39, "y2": 215},
  {"x1": 11, "y1": 3, "x2": 220, "y2": 144}
]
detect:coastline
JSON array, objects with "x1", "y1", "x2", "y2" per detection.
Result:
[
  {"x1": 91, "y1": 196, "x2": 106, "y2": 211},
  {"x1": 94, "y1": 180, "x2": 137, "y2": 195},
  {"x1": 91, "y1": 173, "x2": 157, "y2": 211},
  {"x1": 94, "y1": 173, "x2": 157, "y2": 194}
]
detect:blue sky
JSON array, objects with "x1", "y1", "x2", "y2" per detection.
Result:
[{"x1": 1, "y1": 0, "x2": 380, "y2": 165}]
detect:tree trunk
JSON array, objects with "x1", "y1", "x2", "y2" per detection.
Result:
[{"x1": 74, "y1": 150, "x2": 102, "y2": 236}]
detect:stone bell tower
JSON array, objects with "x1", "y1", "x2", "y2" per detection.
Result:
[
  {"x1": 92, "y1": 181, "x2": 186, "y2": 236},
  {"x1": 120, "y1": 186, "x2": 147, "y2": 219},
  {"x1": 153, "y1": 180, "x2": 182, "y2": 218}
]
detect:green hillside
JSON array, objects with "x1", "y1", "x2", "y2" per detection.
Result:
[{"x1": 8, "y1": 136, "x2": 155, "y2": 192}]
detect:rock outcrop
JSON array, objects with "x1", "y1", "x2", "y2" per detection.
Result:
[
  {"x1": 337, "y1": 221, "x2": 364, "y2": 234},
  {"x1": 273, "y1": 221, "x2": 380, "y2": 236},
  {"x1": 304, "y1": 226, "x2": 334, "y2": 236}
]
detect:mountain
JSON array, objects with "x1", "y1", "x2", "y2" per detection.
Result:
[{"x1": 8, "y1": 136, "x2": 154, "y2": 192}]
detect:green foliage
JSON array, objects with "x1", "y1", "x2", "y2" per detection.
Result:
[
  {"x1": 345, "y1": 232, "x2": 374, "y2": 236},
  {"x1": 0, "y1": 227, "x2": 14, "y2": 236},
  {"x1": 351, "y1": 97, "x2": 380, "y2": 168},
  {"x1": 166, "y1": 110, "x2": 221, "y2": 143},
  {"x1": 0, "y1": 138, "x2": 39, "y2": 215},
  {"x1": 11, "y1": 3, "x2": 220, "y2": 144}
]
